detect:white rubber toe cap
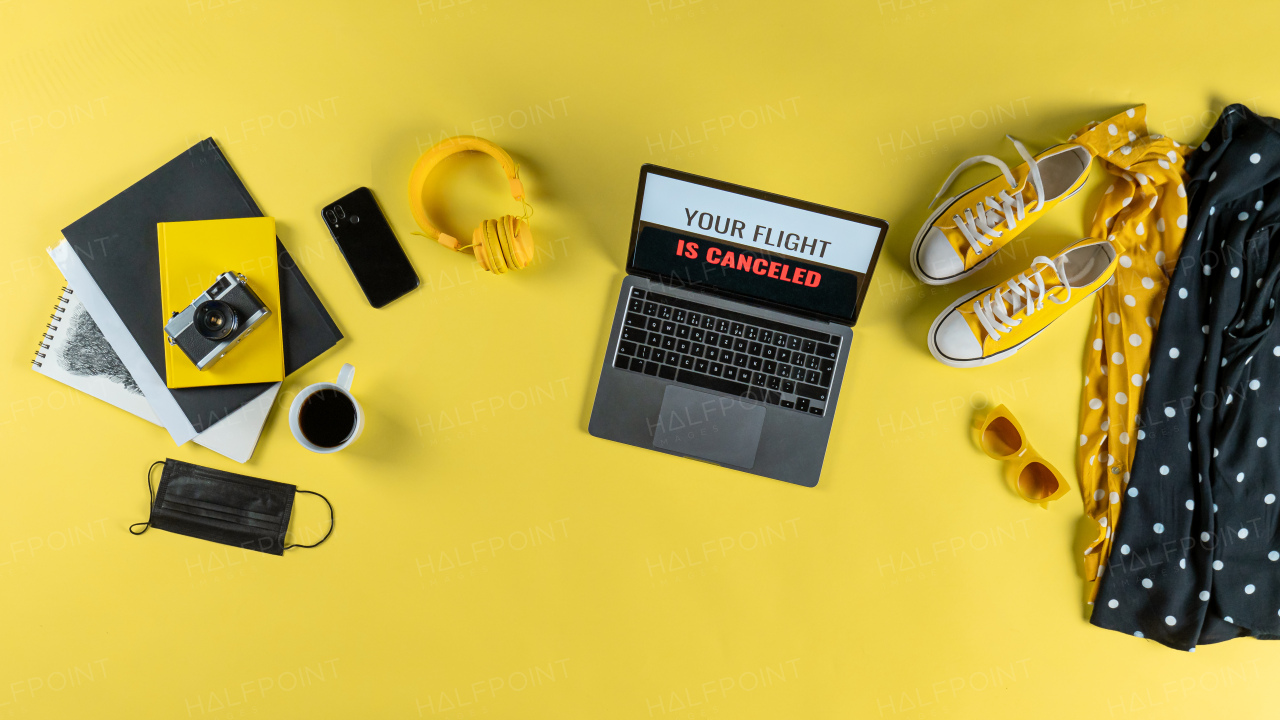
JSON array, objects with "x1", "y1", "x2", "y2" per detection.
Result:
[
  {"x1": 932, "y1": 310, "x2": 983, "y2": 362},
  {"x1": 918, "y1": 228, "x2": 965, "y2": 281}
]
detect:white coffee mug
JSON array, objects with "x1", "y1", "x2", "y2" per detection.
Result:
[{"x1": 289, "y1": 364, "x2": 364, "y2": 453}]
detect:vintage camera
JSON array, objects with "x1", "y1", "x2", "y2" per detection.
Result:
[{"x1": 164, "y1": 272, "x2": 271, "y2": 370}]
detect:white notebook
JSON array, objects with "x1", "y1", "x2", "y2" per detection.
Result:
[{"x1": 31, "y1": 285, "x2": 278, "y2": 463}]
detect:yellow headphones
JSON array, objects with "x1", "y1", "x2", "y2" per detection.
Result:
[{"x1": 408, "y1": 135, "x2": 534, "y2": 273}]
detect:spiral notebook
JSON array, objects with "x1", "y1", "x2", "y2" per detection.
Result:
[{"x1": 31, "y1": 286, "x2": 279, "y2": 463}]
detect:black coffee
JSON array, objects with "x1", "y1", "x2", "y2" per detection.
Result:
[{"x1": 298, "y1": 389, "x2": 356, "y2": 448}]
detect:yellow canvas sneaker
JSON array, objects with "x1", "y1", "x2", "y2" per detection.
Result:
[
  {"x1": 911, "y1": 136, "x2": 1093, "y2": 285},
  {"x1": 927, "y1": 238, "x2": 1117, "y2": 367}
]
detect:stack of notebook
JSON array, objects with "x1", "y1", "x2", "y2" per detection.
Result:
[{"x1": 33, "y1": 139, "x2": 342, "y2": 462}]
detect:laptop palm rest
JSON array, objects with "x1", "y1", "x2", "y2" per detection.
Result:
[{"x1": 651, "y1": 386, "x2": 766, "y2": 469}]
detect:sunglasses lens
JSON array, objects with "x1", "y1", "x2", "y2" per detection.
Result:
[
  {"x1": 982, "y1": 416, "x2": 1024, "y2": 457},
  {"x1": 1018, "y1": 461, "x2": 1060, "y2": 501}
]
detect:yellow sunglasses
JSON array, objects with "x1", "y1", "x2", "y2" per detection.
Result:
[{"x1": 973, "y1": 405, "x2": 1069, "y2": 509}]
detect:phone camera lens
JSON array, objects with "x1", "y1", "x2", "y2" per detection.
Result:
[{"x1": 350, "y1": 215, "x2": 360, "y2": 224}]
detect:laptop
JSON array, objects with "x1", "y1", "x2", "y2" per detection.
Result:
[{"x1": 589, "y1": 165, "x2": 888, "y2": 487}]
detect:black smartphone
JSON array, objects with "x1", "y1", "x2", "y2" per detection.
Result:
[{"x1": 322, "y1": 187, "x2": 420, "y2": 308}]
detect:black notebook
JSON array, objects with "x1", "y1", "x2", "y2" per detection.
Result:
[{"x1": 61, "y1": 139, "x2": 342, "y2": 433}]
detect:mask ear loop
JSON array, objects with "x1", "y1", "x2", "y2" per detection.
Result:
[
  {"x1": 129, "y1": 460, "x2": 167, "y2": 535},
  {"x1": 285, "y1": 490, "x2": 334, "y2": 550}
]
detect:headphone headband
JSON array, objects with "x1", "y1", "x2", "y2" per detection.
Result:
[{"x1": 408, "y1": 135, "x2": 526, "y2": 249}]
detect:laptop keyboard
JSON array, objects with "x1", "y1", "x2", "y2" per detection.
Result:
[{"x1": 613, "y1": 287, "x2": 839, "y2": 416}]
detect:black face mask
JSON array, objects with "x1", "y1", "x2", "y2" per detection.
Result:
[{"x1": 130, "y1": 459, "x2": 333, "y2": 556}]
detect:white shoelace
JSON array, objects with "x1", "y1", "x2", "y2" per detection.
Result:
[
  {"x1": 973, "y1": 255, "x2": 1073, "y2": 342},
  {"x1": 929, "y1": 135, "x2": 1047, "y2": 256}
]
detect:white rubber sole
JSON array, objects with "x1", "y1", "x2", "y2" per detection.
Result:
[
  {"x1": 908, "y1": 184, "x2": 991, "y2": 286},
  {"x1": 926, "y1": 289, "x2": 1014, "y2": 368}
]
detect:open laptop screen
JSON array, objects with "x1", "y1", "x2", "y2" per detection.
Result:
[{"x1": 626, "y1": 165, "x2": 887, "y2": 326}]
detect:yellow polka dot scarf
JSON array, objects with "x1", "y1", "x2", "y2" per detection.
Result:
[{"x1": 1072, "y1": 105, "x2": 1189, "y2": 602}]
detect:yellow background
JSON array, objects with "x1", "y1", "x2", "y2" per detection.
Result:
[{"x1": 0, "y1": 0, "x2": 1275, "y2": 717}]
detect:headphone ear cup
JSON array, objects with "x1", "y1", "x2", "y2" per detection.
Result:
[
  {"x1": 495, "y1": 216, "x2": 521, "y2": 270},
  {"x1": 471, "y1": 225, "x2": 491, "y2": 272},
  {"x1": 501, "y1": 216, "x2": 524, "y2": 270},
  {"x1": 510, "y1": 217, "x2": 534, "y2": 268},
  {"x1": 483, "y1": 219, "x2": 508, "y2": 274}
]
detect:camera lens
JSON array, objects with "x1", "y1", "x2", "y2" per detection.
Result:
[{"x1": 194, "y1": 300, "x2": 240, "y2": 341}]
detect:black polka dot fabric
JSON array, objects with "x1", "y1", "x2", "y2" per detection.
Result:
[{"x1": 1092, "y1": 104, "x2": 1280, "y2": 650}]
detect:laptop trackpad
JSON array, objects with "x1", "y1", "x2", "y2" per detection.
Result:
[{"x1": 651, "y1": 386, "x2": 766, "y2": 469}]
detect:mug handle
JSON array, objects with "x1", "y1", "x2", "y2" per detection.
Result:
[{"x1": 337, "y1": 364, "x2": 355, "y2": 392}]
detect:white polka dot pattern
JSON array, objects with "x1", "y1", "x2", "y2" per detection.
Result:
[
  {"x1": 1074, "y1": 107, "x2": 1189, "y2": 608},
  {"x1": 1087, "y1": 105, "x2": 1280, "y2": 651}
]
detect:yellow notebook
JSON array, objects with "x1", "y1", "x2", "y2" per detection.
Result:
[{"x1": 157, "y1": 217, "x2": 285, "y2": 388}]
